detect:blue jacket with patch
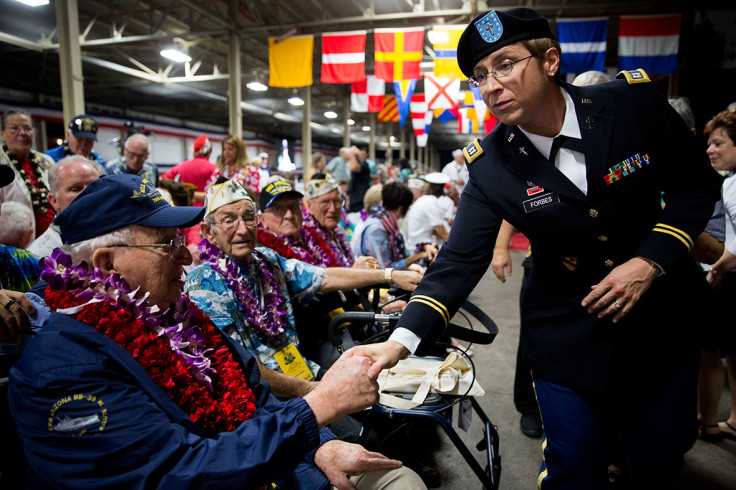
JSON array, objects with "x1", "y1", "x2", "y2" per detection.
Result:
[{"x1": 9, "y1": 310, "x2": 336, "y2": 489}]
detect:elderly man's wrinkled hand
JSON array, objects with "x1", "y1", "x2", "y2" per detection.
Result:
[
  {"x1": 0, "y1": 290, "x2": 35, "y2": 339},
  {"x1": 581, "y1": 257, "x2": 659, "y2": 323},
  {"x1": 392, "y1": 270, "x2": 422, "y2": 291},
  {"x1": 303, "y1": 352, "x2": 378, "y2": 427},
  {"x1": 314, "y1": 440, "x2": 402, "y2": 490}
]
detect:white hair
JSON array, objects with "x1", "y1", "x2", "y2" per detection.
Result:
[
  {"x1": 63, "y1": 225, "x2": 136, "y2": 264},
  {"x1": 572, "y1": 70, "x2": 611, "y2": 87},
  {"x1": 0, "y1": 201, "x2": 34, "y2": 248},
  {"x1": 668, "y1": 97, "x2": 695, "y2": 130},
  {"x1": 47, "y1": 155, "x2": 98, "y2": 194}
]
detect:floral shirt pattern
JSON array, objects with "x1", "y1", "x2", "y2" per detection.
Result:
[
  {"x1": 105, "y1": 157, "x2": 159, "y2": 186},
  {"x1": 185, "y1": 247, "x2": 324, "y2": 374}
]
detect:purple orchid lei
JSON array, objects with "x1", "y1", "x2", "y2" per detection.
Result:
[
  {"x1": 197, "y1": 239, "x2": 288, "y2": 347},
  {"x1": 302, "y1": 210, "x2": 355, "y2": 267},
  {"x1": 39, "y1": 248, "x2": 215, "y2": 390}
]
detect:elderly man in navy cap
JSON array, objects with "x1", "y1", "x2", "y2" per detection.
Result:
[
  {"x1": 6, "y1": 174, "x2": 424, "y2": 489},
  {"x1": 46, "y1": 114, "x2": 106, "y2": 166},
  {"x1": 348, "y1": 7, "x2": 723, "y2": 488}
]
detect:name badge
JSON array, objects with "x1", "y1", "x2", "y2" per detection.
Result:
[
  {"x1": 523, "y1": 192, "x2": 560, "y2": 213},
  {"x1": 274, "y1": 343, "x2": 314, "y2": 380}
]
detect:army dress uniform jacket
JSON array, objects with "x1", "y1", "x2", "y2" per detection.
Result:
[{"x1": 396, "y1": 78, "x2": 723, "y2": 394}]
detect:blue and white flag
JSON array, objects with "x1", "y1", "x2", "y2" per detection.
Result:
[
  {"x1": 393, "y1": 79, "x2": 417, "y2": 128},
  {"x1": 557, "y1": 18, "x2": 608, "y2": 74}
]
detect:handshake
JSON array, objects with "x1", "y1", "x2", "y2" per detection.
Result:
[{"x1": 303, "y1": 340, "x2": 410, "y2": 427}]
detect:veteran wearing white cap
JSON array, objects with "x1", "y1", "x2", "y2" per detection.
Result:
[
  {"x1": 406, "y1": 172, "x2": 451, "y2": 248},
  {"x1": 442, "y1": 149, "x2": 469, "y2": 194}
]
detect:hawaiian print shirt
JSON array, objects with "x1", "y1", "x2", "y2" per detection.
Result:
[
  {"x1": 185, "y1": 247, "x2": 324, "y2": 375},
  {"x1": 105, "y1": 157, "x2": 159, "y2": 186}
]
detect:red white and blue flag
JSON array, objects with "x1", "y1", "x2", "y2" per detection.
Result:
[
  {"x1": 321, "y1": 30, "x2": 367, "y2": 83},
  {"x1": 618, "y1": 14, "x2": 681, "y2": 74},
  {"x1": 557, "y1": 18, "x2": 608, "y2": 74}
]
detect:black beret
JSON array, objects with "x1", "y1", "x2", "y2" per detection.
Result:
[{"x1": 457, "y1": 8, "x2": 554, "y2": 78}]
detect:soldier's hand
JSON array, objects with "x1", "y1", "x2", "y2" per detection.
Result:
[
  {"x1": 344, "y1": 340, "x2": 409, "y2": 380},
  {"x1": 581, "y1": 257, "x2": 659, "y2": 323},
  {"x1": 491, "y1": 248, "x2": 512, "y2": 283}
]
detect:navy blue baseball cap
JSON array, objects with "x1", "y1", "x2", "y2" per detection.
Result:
[
  {"x1": 68, "y1": 114, "x2": 99, "y2": 141},
  {"x1": 55, "y1": 174, "x2": 204, "y2": 244},
  {"x1": 457, "y1": 8, "x2": 554, "y2": 78}
]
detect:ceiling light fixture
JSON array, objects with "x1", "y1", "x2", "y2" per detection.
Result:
[
  {"x1": 13, "y1": 0, "x2": 49, "y2": 5},
  {"x1": 427, "y1": 30, "x2": 449, "y2": 45},
  {"x1": 160, "y1": 48, "x2": 192, "y2": 63},
  {"x1": 288, "y1": 97, "x2": 305, "y2": 106},
  {"x1": 324, "y1": 111, "x2": 338, "y2": 119},
  {"x1": 347, "y1": 119, "x2": 355, "y2": 126},
  {"x1": 362, "y1": 126, "x2": 371, "y2": 131},
  {"x1": 246, "y1": 81, "x2": 268, "y2": 91}
]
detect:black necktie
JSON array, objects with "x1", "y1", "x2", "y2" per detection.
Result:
[{"x1": 549, "y1": 135, "x2": 584, "y2": 160}]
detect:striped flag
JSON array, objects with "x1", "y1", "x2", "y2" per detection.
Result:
[
  {"x1": 619, "y1": 14, "x2": 682, "y2": 74},
  {"x1": 416, "y1": 110, "x2": 434, "y2": 147},
  {"x1": 557, "y1": 18, "x2": 608, "y2": 74},
  {"x1": 410, "y1": 94, "x2": 428, "y2": 137},
  {"x1": 268, "y1": 35, "x2": 314, "y2": 87},
  {"x1": 424, "y1": 75, "x2": 460, "y2": 109},
  {"x1": 430, "y1": 25, "x2": 465, "y2": 79},
  {"x1": 378, "y1": 96, "x2": 399, "y2": 122},
  {"x1": 458, "y1": 108, "x2": 477, "y2": 134},
  {"x1": 321, "y1": 31, "x2": 367, "y2": 83},
  {"x1": 351, "y1": 75, "x2": 385, "y2": 112},
  {"x1": 374, "y1": 27, "x2": 424, "y2": 82},
  {"x1": 394, "y1": 80, "x2": 417, "y2": 128},
  {"x1": 468, "y1": 85, "x2": 487, "y2": 134}
]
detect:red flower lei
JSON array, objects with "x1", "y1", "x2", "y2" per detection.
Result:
[
  {"x1": 44, "y1": 287, "x2": 257, "y2": 438},
  {"x1": 257, "y1": 223, "x2": 341, "y2": 267}
]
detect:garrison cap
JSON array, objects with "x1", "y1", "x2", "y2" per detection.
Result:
[{"x1": 457, "y1": 8, "x2": 554, "y2": 78}]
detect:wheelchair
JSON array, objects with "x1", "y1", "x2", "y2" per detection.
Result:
[{"x1": 327, "y1": 299, "x2": 502, "y2": 489}]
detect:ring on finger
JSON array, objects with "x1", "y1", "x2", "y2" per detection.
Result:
[
  {"x1": 613, "y1": 300, "x2": 622, "y2": 309},
  {"x1": 4, "y1": 298, "x2": 16, "y2": 310}
]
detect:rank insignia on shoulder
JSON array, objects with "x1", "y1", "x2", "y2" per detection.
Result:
[
  {"x1": 463, "y1": 139, "x2": 483, "y2": 164},
  {"x1": 616, "y1": 68, "x2": 651, "y2": 84}
]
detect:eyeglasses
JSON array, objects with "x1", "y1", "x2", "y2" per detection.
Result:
[
  {"x1": 467, "y1": 55, "x2": 534, "y2": 87},
  {"x1": 314, "y1": 197, "x2": 344, "y2": 210},
  {"x1": 125, "y1": 149, "x2": 149, "y2": 160},
  {"x1": 5, "y1": 125, "x2": 34, "y2": 134},
  {"x1": 265, "y1": 202, "x2": 302, "y2": 217},
  {"x1": 108, "y1": 235, "x2": 187, "y2": 260},
  {"x1": 212, "y1": 213, "x2": 257, "y2": 231}
]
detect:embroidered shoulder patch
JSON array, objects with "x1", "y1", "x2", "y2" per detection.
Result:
[
  {"x1": 616, "y1": 69, "x2": 651, "y2": 84},
  {"x1": 463, "y1": 139, "x2": 483, "y2": 164}
]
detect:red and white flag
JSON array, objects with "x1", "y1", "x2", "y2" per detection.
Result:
[
  {"x1": 410, "y1": 94, "x2": 428, "y2": 137},
  {"x1": 424, "y1": 75, "x2": 460, "y2": 109},
  {"x1": 321, "y1": 30, "x2": 367, "y2": 84},
  {"x1": 351, "y1": 75, "x2": 385, "y2": 112},
  {"x1": 416, "y1": 110, "x2": 434, "y2": 148}
]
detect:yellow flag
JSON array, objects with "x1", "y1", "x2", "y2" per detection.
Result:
[
  {"x1": 269, "y1": 35, "x2": 314, "y2": 87},
  {"x1": 431, "y1": 25, "x2": 466, "y2": 79}
]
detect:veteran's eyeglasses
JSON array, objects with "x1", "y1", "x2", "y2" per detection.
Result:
[
  {"x1": 467, "y1": 55, "x2": 534, "y2": 87},
  {"x1": 315, "y1": 197, "x2": 344, "y2": 210},
  {"x1": 108, "y1": 235, "x2": 187, "y2": 260},
  {"x1": 211, "y1": 213, "x2": 257, "y2": 231}
]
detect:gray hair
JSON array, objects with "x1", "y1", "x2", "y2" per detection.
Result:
[
  {"x1": 63, "y1": 225, "x2": 136, "y2": 264},
  {"x1": 572, "y1": 71, "x2": 611, "y2": 87},
  {"x1": 47, "y1": 155, "x2": 99, "y2": 194},
  {"x1": 727, "y1": 101, "x2": 736, "y2": 112},
  {"x1": 0, "y1": 201, "x2": 34, "y2": 247},
  {"x1": 1, "y1": 109, "x2": 31, "y2": 130},
  {"x1": 668, "y1": 97, "x2": 695, "y2": 131},
  {"x1": 124, "y1": 133, "x2": 149, "y2": 150}
]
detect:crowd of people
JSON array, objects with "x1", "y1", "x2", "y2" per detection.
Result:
[{"x1": 0, "y1": 5, "x2": 735, "y2": 489}]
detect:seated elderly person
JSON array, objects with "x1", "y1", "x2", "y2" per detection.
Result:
[
  {"x1": 352, "y1": 182, "x2": 438, "y2": 270},
  {"x1": 185, "y1": 180, "x2": 422, "y2": 381},
  {"x1": 7, "y1": 174, "x2": 424, "y2": 489},
  {"x1": 303, "y1": 175, "x2": 370, "y2": 268},
  {"x1": 259, "y1": 177, "x2": 378, "y2": 269},
  {"x1": 28, "y1": 156, "x2": 101, "y2": 258},
  {"x1": 0, "y1": 169, "x2": 39, "y2": 293}
]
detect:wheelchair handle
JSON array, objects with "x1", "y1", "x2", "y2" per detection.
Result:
[{"x1": 327, "y1": 311, "x2": 400, "y2": 353}]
